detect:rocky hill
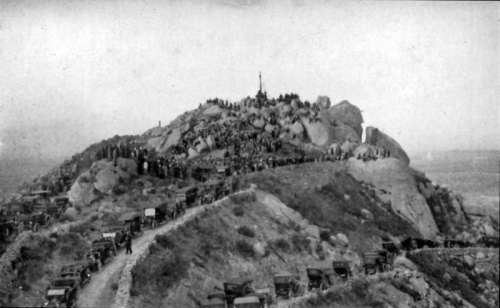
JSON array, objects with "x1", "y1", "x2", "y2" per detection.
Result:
[{"x1": 0, "y1": 91, "x2": 497, "y2": 307}]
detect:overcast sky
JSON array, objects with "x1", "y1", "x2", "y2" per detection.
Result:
[{"x1": 0, "y1": 0, "x2": 498, "y2": 161}]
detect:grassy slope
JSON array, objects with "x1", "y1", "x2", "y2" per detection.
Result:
[
  {"x1": 130, "y1": 162, "x2": 421, "y2": 307},
  {"x1": 242, "y1": 162, "x2": 419, "y2": 252},
  {"x1": 4, "y1": 231, "x2": 89, "y2": 307},
  {"x1": 130, "y1": 190, "x2": 350, "y2": 308}
]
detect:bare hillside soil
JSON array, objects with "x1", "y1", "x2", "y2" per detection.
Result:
[
  {"x1": 129, "y1": 188, "x2": 357, "y2": 308},
  {"x1": 241, "y1": 161, "x2": 419, "y2": 252}
]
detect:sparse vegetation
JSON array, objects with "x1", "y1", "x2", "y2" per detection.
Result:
[
  {"x1": 409, "y1": 251, "x2": 490, "y2": 308},
  {"x1": 155, "y1": 234, "x2": 176, "y2": 249},
  {"x1": 319, "y1": 229, "x2": 331, "y2": 242},
  {"x1": 270, "y1": 238, "x2": 291, "y2": 252},
  {"x1": 237, "y1": 225, "x2": 255, "y2": 238},
  {"x1": 232, "y1": 206, "x2": 244, "y2": 217},
  {"x1": 235, "y1": 239, "x2": 255, "y2": 258},
  {"x1": 69, "y1": 221, "x2": 94, "y2": 236},
  {"x1": 291, "y1": 233, "x2": 311, "y2": 253},
  {"x1": 131, "y1": 242, "x2": 189, "y2": 297},
  {"x1": 229, "y1": 191, "x2": 256, "y2": 204},
  {"x1": 242, "y1": 168, "x2": 419, "y2": 252}
]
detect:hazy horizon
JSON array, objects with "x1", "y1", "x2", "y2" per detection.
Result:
[{"x1": 1, "y1": 0, "x2": 499, "y2": 163}]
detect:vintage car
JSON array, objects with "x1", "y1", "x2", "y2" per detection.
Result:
[
  {"x1": 60, "y1": 263, "x2": 91, "y2": 287},
  {"x1": 43, "y1": 277, "x2": 78, "y2": 308},
  {"x1": 273, "y1": 271, "x2": 303, "y2": 298},
  {"x1": 306, "y1": 268, "x2": 332, "y2": 291},
  {"x1": 118, "y1": 212, "x2": 143, "y2": 236},
  {"x1": 332, "y1": 261, "x2": 352, "y2": 280},
  {"x1": 233, "y1": 296, "x2": 263, "y2": 308}
]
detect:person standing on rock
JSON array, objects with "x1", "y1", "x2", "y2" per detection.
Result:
[{"x1": 126, "y1": 233, "x2": 133, "y2": 254}]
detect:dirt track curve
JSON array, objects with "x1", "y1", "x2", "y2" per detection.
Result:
[{"x1": 77, "y1": 189, "x2": 251, "y2": 308}]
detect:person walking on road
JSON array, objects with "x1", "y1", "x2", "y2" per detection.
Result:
[{"x1": 126, "y1": 233, "x2": 133, "y2": 254}]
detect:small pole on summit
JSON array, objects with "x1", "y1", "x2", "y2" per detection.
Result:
[{"x1": 259, "y1": 71, "x2": 262, "y2": 93}]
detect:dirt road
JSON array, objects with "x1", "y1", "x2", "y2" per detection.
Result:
[{"x1": 77, "y1": 189, "x2": 250, "y2": 308}]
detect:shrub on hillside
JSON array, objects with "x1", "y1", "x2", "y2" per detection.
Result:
[
  {"x1": 408, "y1": 252, "x2": 489, "y2": 308},
  {"x1": 271, "y1": 238, "x2": 291, "y2": 252},
  {"x1": 229, "y1": 192, "x2": 256, "y2": 204},
  {"x1": 232, "y1": 206, "x2": 244, "y2": 217},
  {"x1": 237, "y1": 226, "x2": 255, "y2": 238},
  {"x1": 57, "y1": 232, "x2": 89, "y2": 259},
  {"x1": 291, "y1": 233, "x2": 311, "y2": 253},
  {"x1": 235, "y1": 239, "x2": 255, "y2": 258},
  {"x1": 155, "y1": 234, "x2": 176, "y2": 249},
  {"x1": 131, "y1": 248, "x2": 189, "y2": 297},
  {"x1": 69, "y1": 221, "x2": 94, "y2": 236},
  {"x1": 319, "y1": 229, "x2": 331, "y2": 242}
]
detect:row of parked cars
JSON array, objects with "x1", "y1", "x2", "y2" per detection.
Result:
[
  {"x1": 200, "y1": 235, "x2": 494, "y2": 308},
  {"x1": 1, "y1": 190, "x2": 71, "y2": 242},
  {"x1": 40, "y1": 175, "x2": 242, "y2": 308},
  {"x1": 198, "y1": 259, "x2": 357, "y2": 308}
]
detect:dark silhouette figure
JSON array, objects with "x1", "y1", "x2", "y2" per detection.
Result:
[{"x1": 126, "y1": 234, "x2": 133, "y2": 254}]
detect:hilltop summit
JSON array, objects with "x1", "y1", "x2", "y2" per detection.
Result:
[{"x1": 1, "y1": 82, "x2": 495, "y2": 308}]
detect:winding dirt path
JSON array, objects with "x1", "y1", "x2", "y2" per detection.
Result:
[{"x1": 76, "y1": 189, "x2": 251, "y2": 308}]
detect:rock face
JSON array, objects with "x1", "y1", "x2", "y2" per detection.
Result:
[
  {"x1": 347, "y1": 158, "x2": 439, "y2": 238},
  {"x1": 301, "y1": 117, "x2": 332, "y2": 147},
  {"x1": 365, "y1": 126, "x2": 409, "y2": 165},
  {"x1": 316, "y1": 96, "x2": 331, "y2": 109},
  {"x1": 161, "y1": 128, "x2": 181, "y2": 152},
  {"x1": 68, "y1": 175, "x2": 99, "y2": 207},
  {"x1": 330, "y1": 121, "x2": 361, "y2": 143},
  {"x1": 416, "y1": 180, "x2": 470, "y2": 235},
  {"x1": 203, "y1": 105, "x2": 223, "y2": 117},
  {"x1": 94, "y1": 166, "x2": 130, "y2": 194},
  {"x1": 327, "y1": 100, "x2": 363, "y2": 138},
  {"x1": 68, "y1": 159, "x2": 137, "y2": 205}
]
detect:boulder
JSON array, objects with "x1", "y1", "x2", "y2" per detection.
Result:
[
  {"x1": 94, "y1": 165, "x2": 129, "y2": 194},
  {"x1": 203, "y1": 105, "x2": 223, "y2": 117},
  {"x1": 353, "y1": 143, "x2": 377, "y2": 158},
  {"x1": 253, "y1": 241, "x2": 267, "y2": 257},
  {"x1": 315, "y1": 96, "x2": 331, "y2": 109},
  {"x1": 361, "y1": 209, "x2": 374, "y2": 220},
  {"x1": 188, "y1": 147, "x2": 199, "y2": 159},
  {"x1": 252, "y1": 118, "x2": 266, "y2": 129},
  {"x1": 117, "y1": 158, "x2": 137, "y2": 176},
  {"x1": 68, "y1": 177, "x2": 99, "y2": 207},
  {"x1": 365, "y1": 126, "x2": 410, "y2": 165},
  {"x1": 160, "y1": 128, "x2": 181, "y2": 152},
  {"x1": 205, "y1": 135, "x2": 216, "y2": 150},
  {"x1": 336, "y1": 233, "x2": 349, "y2": 246},
  {"x1": 347, "y1": 158, "x2": 439, "y2": 238},
  {"x1": 327, "y1": 100, "x2": 363, "y2": 138},
  {"x1": 300, "y1": 117, "x2": 331, "y2": 147}
]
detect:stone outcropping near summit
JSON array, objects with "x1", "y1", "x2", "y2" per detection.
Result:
[
  {"x1": 346, "y1": 158, "x2": 439, "y2": 238},
  {"x1": 302, "y1": 99, "x2": 363, "y2": 147},
  {"x1": 365, "y1": 126, "x2": 410, "y2": 165},
  {"x1": 327, "y1": 100, "x2": 363, "y2": 138}
]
